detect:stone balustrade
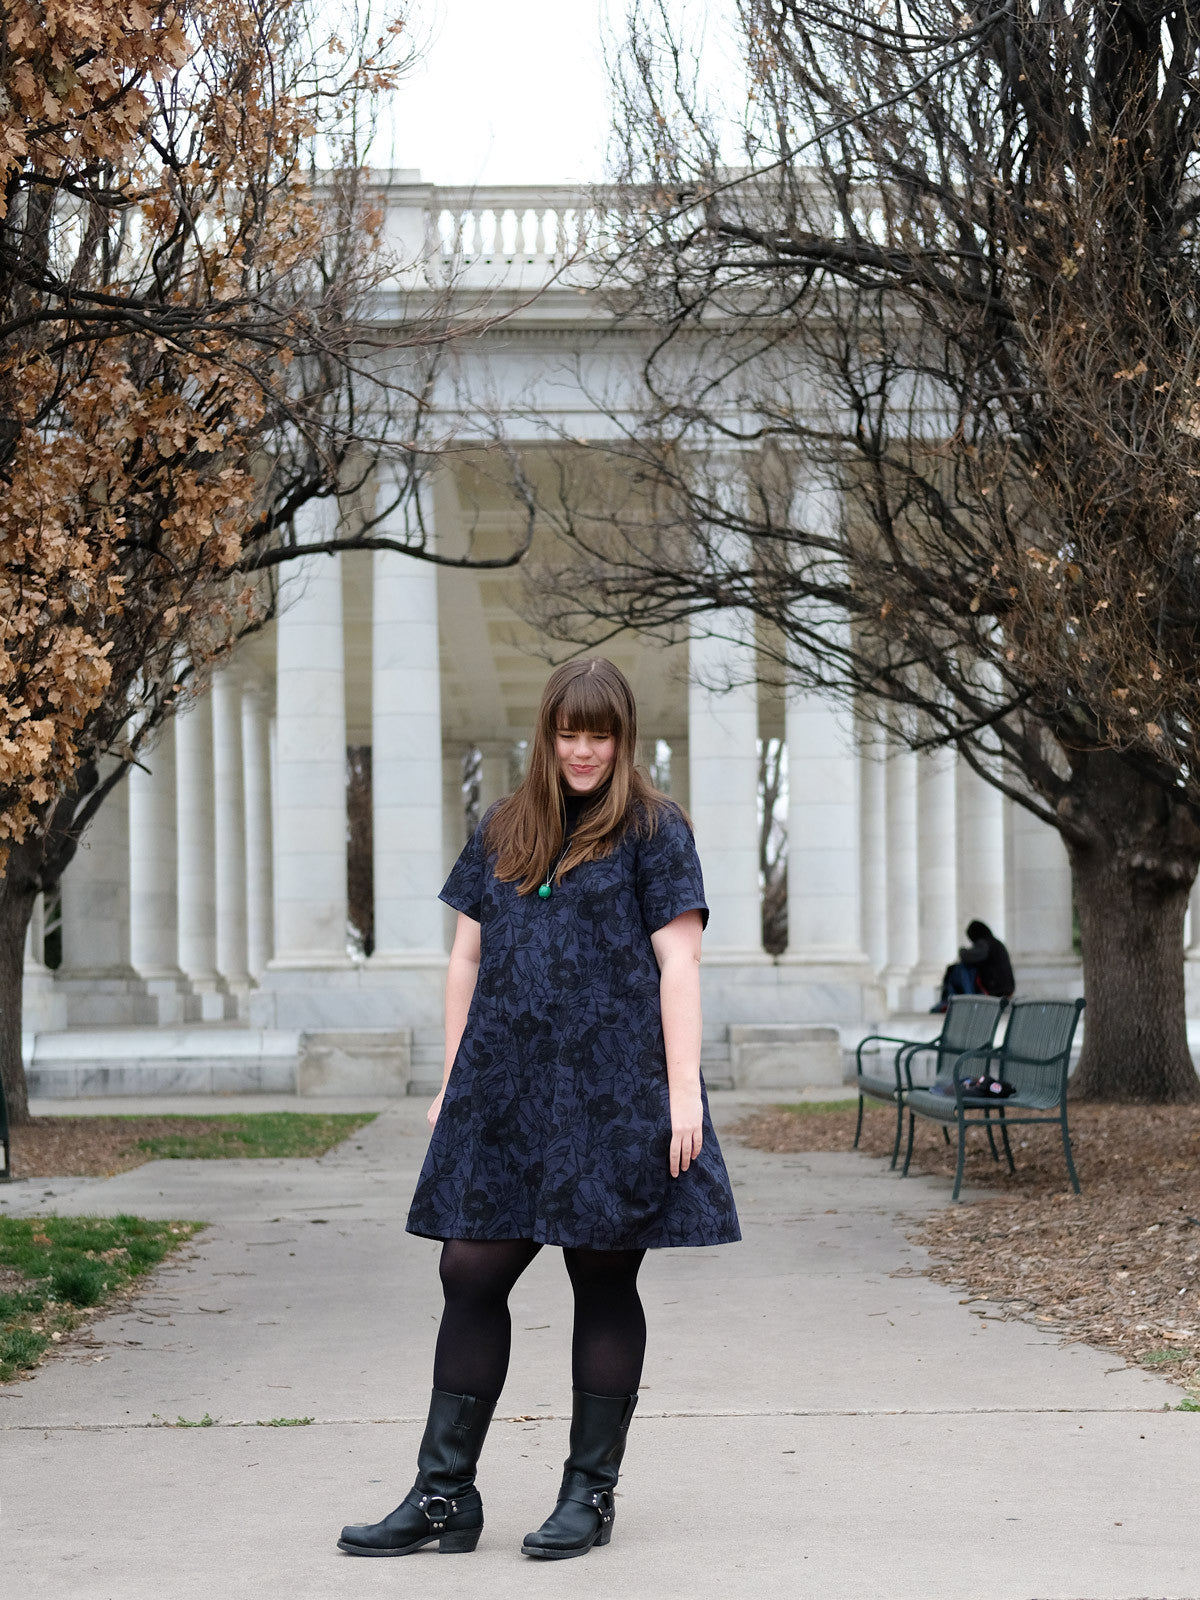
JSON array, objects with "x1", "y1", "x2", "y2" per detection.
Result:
[{"x1": 369, "y1": 174, "x2": 620, "y2": 292}]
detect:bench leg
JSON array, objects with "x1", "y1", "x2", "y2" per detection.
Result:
[
  {"x1": 941, "y1": 1125, "x2": 951, "y2": 1146},
  {"x1": 854, "y1": 1093, "x2": 865, "y2": 1149},
  {"x1": 0, "y1": 1133, "x2": 8, "y2": 1183},
  {"x1": 1060, "y1": 1108, "x2": 1081, "y2": 1194},
  {"x1": 984, "y1": 1111, "x2": 1000, "y2": 1163},
  {"x1": 998, "y1": 1111, "x2": 1016, "y2": 1175},
  {"x1": 890, "y1": 1099, "x2": 904, "y2": 1168},
  {"x1": 951, "y1": 1111, "x2": 968, "y2": 1202},
  {"x1": 901, "y1": 1110, "x2": 916, "y2": 1177}
]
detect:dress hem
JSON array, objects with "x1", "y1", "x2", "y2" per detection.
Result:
[{"x1": 405, "y1": 1222, "x2": 742, "y2": 1250}]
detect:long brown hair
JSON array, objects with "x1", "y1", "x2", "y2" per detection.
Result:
[{"x1": 486, "y1": 658, "x2": 672, "y2": 894}]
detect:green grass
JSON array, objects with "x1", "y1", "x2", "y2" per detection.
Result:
[
  {"x1": 775, "y1": 1099, "x2": 861, "y2": 1115},
  {"x1": 129, "y1": 1111, "x2": 376, "y2": 1161},
  {"x1": 0, "y1": 1215, "x2": 204, "y2": 1382},
  {"x1": 1176, "y1": 1395, "x2": 1200, "y2": 1412},
  {"x1": 0, "y1": 1326, "x2": 50, "y2": 1372},
  {"x1": 258, "y1": 1416, "x2": 315, "y2": 1427},
  {"x1": 1142, "y1": 1347, "x2": 1189, "y2": 1366}
]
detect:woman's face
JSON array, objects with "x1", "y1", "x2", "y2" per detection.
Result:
[{"x1": 555, "y1": 724, "x2": 616, "y2": 795}]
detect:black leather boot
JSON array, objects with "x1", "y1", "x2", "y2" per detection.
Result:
[
  {"x1": 521, "y1": 1390, "x2": 637, "y2": 1559},
  {"x1": 338, "y1": 1388, "x2": 495, "y2": 1556}
]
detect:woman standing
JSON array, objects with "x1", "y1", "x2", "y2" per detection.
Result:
[{"x1": 338, "y1": 657, "x2": 740, "y2": 1561}]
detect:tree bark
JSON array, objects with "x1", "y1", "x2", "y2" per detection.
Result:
[
  {"x1": 0, "y1": 871, "x2": 37, "y2": 1126},
  {"x1": 1065, "y1": 754, "x2": 1200, "y2": 1102}
]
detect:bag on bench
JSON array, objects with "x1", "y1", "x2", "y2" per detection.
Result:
[{"x1": 930, "y1": 1074, "x2": 1015, "y2": 1099}]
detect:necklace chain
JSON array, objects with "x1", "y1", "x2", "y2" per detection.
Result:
[
  {"x1": 540, "y1": 793, "x2": 593, "y2": 899},
  {"x1": 539, "y1": 842, "x2": 571, "y2": 899},
  {"x1": 539, "y1": 826, "x2": 575, "y2": 900}
]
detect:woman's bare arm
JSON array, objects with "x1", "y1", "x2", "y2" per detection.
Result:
[
  {"x1": 428, "y1": 913, "x2": 482, "y2": 1130},
  {"x1": 650, "y1": 909, "x2": 705, "y2": 1176}
]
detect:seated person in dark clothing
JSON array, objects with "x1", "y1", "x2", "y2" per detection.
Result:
[{"x1": 934, "y1": 920, "x2": 1016, "y2": 1010}]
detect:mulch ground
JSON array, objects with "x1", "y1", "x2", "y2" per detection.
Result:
[
  {"x1": 734, "y1": 1100, "x2": 1200, "y2": 1401},
  {"x1": 5, "y1": 1117, "x2": 247, "y2": 1179}
]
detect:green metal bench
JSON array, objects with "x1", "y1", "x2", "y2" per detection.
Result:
[
  {"x1": 853, "y1": 995, "x2": 1008, "y2": 1169},
  {"x1": 902, "y1": 997, "x2": 1086, "y2": 1201}
]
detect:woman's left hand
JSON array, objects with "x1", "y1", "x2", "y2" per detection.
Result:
[{"x1": 669, "y1": 1089, "x2": 704, "y2": 1177}]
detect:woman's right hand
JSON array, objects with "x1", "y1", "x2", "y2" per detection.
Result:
[{"x1": 427, "y1": 1089, "x2": 445, "y2": 1130}]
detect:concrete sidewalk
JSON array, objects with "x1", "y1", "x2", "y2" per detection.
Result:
[{"x1": 1, "y1": 1094, "x2": 1196, "y2": 1599}]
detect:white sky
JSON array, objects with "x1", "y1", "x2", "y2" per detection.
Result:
[{"x1": 384, "y1": 0, "x2": 615, "y2": 186}]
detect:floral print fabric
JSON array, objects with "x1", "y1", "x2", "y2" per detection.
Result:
[{"x1": 406, "y1": 802, "x2": 742, "y2": 1250}]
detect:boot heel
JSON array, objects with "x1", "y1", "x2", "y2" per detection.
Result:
[
  {"x1": 595, "y1": 1521, "x2": 614, "y2": 1548},
  {"x1": 439, "y1": 1526, "x2": 482, "y2": 1554}
]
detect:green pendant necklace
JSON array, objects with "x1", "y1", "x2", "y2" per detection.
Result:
[
  {"x1": 539, "y1": 839, "x2": 571, "y2": 900},
  {"x1": 539, "y1": 817, "x2": 575, "y2": 900}
]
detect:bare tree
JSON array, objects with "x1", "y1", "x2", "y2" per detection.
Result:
[
  {"x1": 513, "y1": 0, "x2": 1200, "y2": 1102},
  {"x1": 0, "y1": 1, "x2": 529, "y2": 1120}
]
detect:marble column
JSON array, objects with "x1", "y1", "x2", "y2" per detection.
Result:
[
  {"x1": 212, "y1": 669, "x2": 250, "y2": 1009},
  {"x1": 59, "y1": 769, "x2": 153, "y2": 1024},
  {"x1": 371, "y1": 479, "x2": 445, "y2": 963},
  {"x1": 858, "y1": 721, "x2": 888, "y2": 975},
  {"x1": 775, "y1": 467, "x2": 872, "y2": 1022},
  {"x1": 241, "y1": 684, "x2": 274, "y2": 979},
  {"x1": 25, "y1": 894, "x2": 44, "y2": 967},
  {"x1": 688, "y1": 621, "x2": 764, "y2": 958},
  {"x1": 23, "y1": 892, "x2": 65, "y2": 1033},
  {"x1": 882, "y1": 733, "x2": 919, "y2": 1008},
  {"x1": 913, "y1": 746, "x2": 959, "y2": 1000},
  {"x1": 1006, "y1": 796, "x2": 1078, "y2": 995},
  {"x1": 128, "y1": 725, "x2": 191, "y2": 1023},
  {"x1": 272, "y1": 498, "x2": 350, "y2": 967},
  {"x1": 957, "y1": 755, "x2": 1006, "y2": 937},
  {"x1": 175, "y1": 696, "x2": 231, "y2": 1019},
  {"x1": 784, "y1": 690, "x2": 866, "y2": 965}
]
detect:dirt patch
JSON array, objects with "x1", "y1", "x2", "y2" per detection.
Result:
[
  {"x1": 7, "y1": 1118, "x2": 238, "y2": 1178},
  {"x1": 0, "y1": 1263, "x2": 29, "y2": 1296},
  {"x1": 6, "y1": 1111, "x2": 375, "y2": 1177},
  {"x1": 734, "y1": 1100, "x2": 1200, "y2": 1400}
]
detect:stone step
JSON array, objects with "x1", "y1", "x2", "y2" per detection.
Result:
[
  {"x1": 22, "y1": 1027, "x2": 414, "y2": 1099},
  {"x1": 26, "y1": 1027, "x2": 301, "y2": 1099},
  {"x1": 728, "y1": 1024, "x2": 843, "y2": 1089}
]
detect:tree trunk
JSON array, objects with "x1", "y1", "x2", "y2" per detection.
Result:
[
  {"x1": 1065, "y1": 754, "x2": 1200, "y2": 1102},
  {"x1": 0, "y1": 873, "x2": 37, "y2": 1125}
]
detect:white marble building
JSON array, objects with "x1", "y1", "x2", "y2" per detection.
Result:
[{"x1": 23, "y1": 179, "x2": 1105, "y2": 1098}]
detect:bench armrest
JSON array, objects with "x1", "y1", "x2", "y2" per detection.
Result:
[
  {"x1": 855, "y1": 1034, "x2": 922, "y2": 1089},
  {"x1": 902, "y1": 1041, "x2": 992, "y2": 1090},
  {"x1": 951, "y1": 1045, "x2": 1001, "y2": 1084},
  {"x1": 898, "y1": 1039, "x2": 940, "y2": 1090}
]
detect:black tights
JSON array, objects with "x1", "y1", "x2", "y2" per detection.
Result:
[{"x1": 432, "y1": 1239, "x2": 646, "y2": 1404}]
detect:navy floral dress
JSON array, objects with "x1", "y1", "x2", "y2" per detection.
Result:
[{"x1": 406, "y1": 801, "x2": 741, "y2": 1250}]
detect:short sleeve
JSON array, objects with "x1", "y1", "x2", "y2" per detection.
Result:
[
  {"x1": 634, "y1": 804, "x2": 709, "y2": 935},
  {"x1": 440, "y1": 820, "x2": 488, "y2": 922}
]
